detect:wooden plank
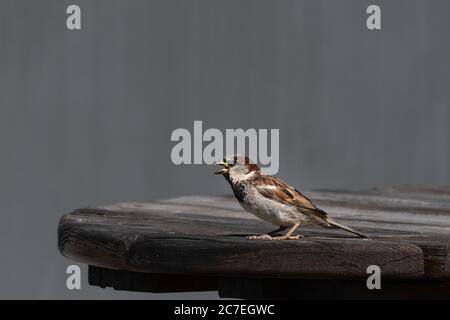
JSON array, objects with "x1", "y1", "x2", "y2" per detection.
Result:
[
  {"x1": 59, "y1": 213, "x2": 425, "y2": 280},
  {"x1": 159, "y1": 196, "x2": 450, "y2": 279},
  {"x1": 159, "y1": 195, "x2": 450, "y2": 232},
  {"x1": 58, "y1": 187, "x2": 450, "y2": 299},
  {"x1": 101, "y1": 201, "x2": 450, "y2": 236},
  {"x1": 105, "y1": 200, "x2": 450, "y2": 233},
  {"x1": 67, "y1": 200, "x2": 450, "y2": 246},
  {"x1": 161, "y1": 193, "x2": 450, "y2": 217},
  {"x1": 317, "y1": 186, "x2": 450, "y2": 202},
  {"x1": 89, "y1": 266, "x2": 217, "y2": 293},
  {"x1": 65, "y1": 205, "x2": 442, "y2": 240},
  {"x1": 218, "y1": 277, "x2": 450, "y2": 300},
  {"x1": 87, "y1": 266, "x2": 450, "y2": 299},
  {"x1": 414, "y1": 241, "x2": 449, "y2": 280},
  {"x1": 370, "y1": 186, "x2": 450, "y2": 203}
]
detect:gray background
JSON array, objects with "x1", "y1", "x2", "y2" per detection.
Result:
[{"x1": 0, "y1": 0, "x2": 449, "y2": 299}]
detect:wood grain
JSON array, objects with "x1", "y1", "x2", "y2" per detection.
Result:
[
  {"x1": 58, "y1": 187, "x2": 450, "y2": 297},
  {"x1": 59, "y1": 219, "x2": 424, "y2": 279}
]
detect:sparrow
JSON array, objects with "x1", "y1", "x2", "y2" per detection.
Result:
[{"x1": 214, "y1": 155, "x2": 366, "y2": 240}]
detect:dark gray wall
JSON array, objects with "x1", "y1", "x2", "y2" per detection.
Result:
[{"x1": 0, "y1": 0, "x2": 449, "y2": 299}]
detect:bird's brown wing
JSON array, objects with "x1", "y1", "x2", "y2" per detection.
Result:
[{"x1": 253, "y1": 175, "x2": 328, "y2": 221}]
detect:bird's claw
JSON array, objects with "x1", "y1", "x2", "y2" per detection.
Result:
[
  {"x1": 247, "y1": 234, "x2": 303, "y2": 240},
  {"x1": 271, "y1": 235, "x2": 302, "y2": 240}
]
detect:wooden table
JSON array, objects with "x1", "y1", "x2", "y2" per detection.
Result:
[{"x1": 58, "y1": 187, "x2": 450, "y2": 299}]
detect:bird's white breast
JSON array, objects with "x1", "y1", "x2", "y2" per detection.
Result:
[{"x1": 240, "y1": 185, "x2": 308, "y2": 227}]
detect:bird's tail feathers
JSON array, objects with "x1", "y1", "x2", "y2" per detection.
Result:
[{"x1": 325, "y1": 218, "x2": 367, "y2": 238}]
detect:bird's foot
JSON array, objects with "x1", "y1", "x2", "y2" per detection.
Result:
[
  {"x1": 247, "y1": 234, "x2": 273, "y2": 240},
  {"x1": 271, "y1": 235, "x2": 303, "y2": 240},
  {"x1": 247, "y1": 234, "x2": 303, "y2": 240}
]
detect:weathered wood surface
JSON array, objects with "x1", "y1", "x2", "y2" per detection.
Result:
[
  {"x1": 87, "y1": 266, "x2": 450, "y2": 299},
  {"x1": 217, "y1": 277, "x2": 450, "y2": 299},
  {"x1": 58, "y1": 187, "x2": 450, "y2": 297},
  {"x1": 89, "y1": 266, "x2": 217, "y2": 293}
]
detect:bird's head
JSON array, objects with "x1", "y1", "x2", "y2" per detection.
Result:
[{"x1": 214, "y1": 154, "x2": 261, "y2": 182}]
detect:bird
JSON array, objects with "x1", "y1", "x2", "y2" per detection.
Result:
[{"x1": 214, "y1": 154, "x2": 367, "y2": 240}]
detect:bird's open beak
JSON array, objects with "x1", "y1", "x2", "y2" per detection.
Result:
[{"x1": 214, "y1": 161, "x2": 229, "y2": 175}]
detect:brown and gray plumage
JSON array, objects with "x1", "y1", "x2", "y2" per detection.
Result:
[{"x1": 214, "y1": 154, "x2": 366, "y2": 240}]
